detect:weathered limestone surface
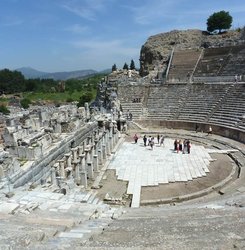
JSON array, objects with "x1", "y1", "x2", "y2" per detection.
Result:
[{"x1": 140, "y1": 29, "x2": 244, "y2": 77}]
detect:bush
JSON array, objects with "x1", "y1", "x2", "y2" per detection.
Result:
[
  {"x1": 20, "y1": 98, "x2": 31, "y2": 109},
  {"x1": 0, "y1": 105, "x2": 10, "y2": 115},
  {"x1": 66, "y1": 97, "x2": 74, "y2": 103}
]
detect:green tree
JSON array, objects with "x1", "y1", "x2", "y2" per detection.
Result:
[
  {"x1": 123, "y1": 63, "x2": 129, "y2": 70},
  {"x1": 0, "y1": 69, "x2": 25, "y2": 93},
  {"x1": 77, "y1": 92, "x2": 93, "y2": 107},
  {"x1": 130, "y1": 59, "x2": 136, "y2": 70},
  {"x1": 112, "y1": 64, "x2": 117, "y2": 72},
  {"x1": 207, "y1": 10, "x2": 232, "y2": 33}
]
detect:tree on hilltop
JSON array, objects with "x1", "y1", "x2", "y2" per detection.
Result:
[
  {"x1": 112, "y1": 64, "x2": 117, "y2": 72},
  {"x1": 123, "y1": 63, "x2": 129, "y2": 70},
  {"x1": 207, "y1": 10, "x2": 232, "y2": 33},
  {"x1": 130, "y1": 59, "x2": 136, "y2": 70}
]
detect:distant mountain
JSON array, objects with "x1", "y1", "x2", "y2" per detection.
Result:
[
  {"x1": 16, "y1": 67, "x2": 47, "y2": 79},
  {"x1": 42, "y1": 69, "x2": 97, "y2": 81},
  {"x1": 16, "y1": 67, "x2": 99, "y2": 80}
]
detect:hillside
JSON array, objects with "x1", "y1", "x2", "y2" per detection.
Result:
[{"x1": 139, "y1": 29, "x2": 245, "y2": 77}]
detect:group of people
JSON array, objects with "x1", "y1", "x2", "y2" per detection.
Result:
[
  {"x1": 134, "y1": 134, "x2": 165, "y2": 150},
  {"x1": 133, "y1": 134, "x2": 191, "y2": 153},
  {"x1": 174, "y1": 139, "x2": 191, "y2": 154}
]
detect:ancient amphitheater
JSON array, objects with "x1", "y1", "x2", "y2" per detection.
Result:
[{"x1": 0, "y1": 30, "x2": 245, "y2": 249}]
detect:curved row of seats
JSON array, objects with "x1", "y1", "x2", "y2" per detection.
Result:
[{"x1": 118, "y1": 83, "x2": 245, "y2": 132}]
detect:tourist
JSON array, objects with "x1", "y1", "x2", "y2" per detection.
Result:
[
  {"x1": 207, "y1": 126, "x2": 212, "y2": 136},
  {"x1": 150, "y1": 137, "x2": 154, "y2": 150},
  {"x1": 160, "y1": 136, "x2": 164, "y2": 147},
  {"x1": 157, "y1": 134, "x2": 160, "y2": 144},
  {"x1": 179, "y1": 140, "x2": 182, "y2": 151},
  {"x1": 129, "y1": 112, "x2": 133, "y2": 120},
  {"x1": 176, "y1": 140, "x2": 180, "y2": 153},
  {"x1": 187, "y1": 140, "x2": 191, "y2": 154},
  {"x1": 143, "y1": 135, "x2": 147, "y2": 146},
  {"x1": 174, "y1": 139, "x2": 178, "y2": 151},
  {"x1": 133, "y1": 134, "x2": 139, "y2": 144},
  {"x1": 183, "y1": 139, "x2": 187, "y2": 154},
  {"x1": 148, "y1": 136, "x2": 152, "y2": 146},
  {"x1": 234, "y1": 74, "x2": 238, "y2": 83}
]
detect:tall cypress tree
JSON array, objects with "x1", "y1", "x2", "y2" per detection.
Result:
[{"x1": 130, "y1": 59, "x2": 136, "y2": 70}]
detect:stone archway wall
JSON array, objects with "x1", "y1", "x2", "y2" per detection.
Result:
[{"x1": 136, "y1": 119, "x2": 245, "y2": 143}]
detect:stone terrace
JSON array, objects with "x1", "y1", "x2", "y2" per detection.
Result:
[
  {"x1": 209, "y1": 84, "x2": 245, "y2": 128},
  {"x1": 194, "y1": 44, "x2": 245, "y2": 77},
  {"x1": 119, "y1": 83, "x2": 245, "y2": 132},
  {"x1": 168, "y1": 48, "x2": 202, "y2": 82}
]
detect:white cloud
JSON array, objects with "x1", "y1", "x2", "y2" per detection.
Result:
[
  {"x1": 123, "y1": 0, "x2": 184, "y2": 25},
  {"x1": 65, "y1": 24, "x2": 89, "y2": 34},
  {"x1": 71, "y1": 39, "x2": 138, "y2": 55},
  {"x1": 61, "y1": 0, "x2": 110, "y2": 21}
]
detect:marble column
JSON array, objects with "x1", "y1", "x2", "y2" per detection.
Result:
[
  {"x1": 58, "y1": 159, "x2": 65, "y2": 178},
  {"x1": 79, "y1": 154, "x2": 87, "y2": 188},
  {"x1": 73, "y1": 159, "x2": 81, "y2": 185},
  {"x1": 93, "y1": 155, "x2": 99, "y2": 172},
  {"x1": 71, "y1": 148, "x2": 78, "y2": 162},
  {"x1": 85, "y1": 149, "x2": 94, "y2": 179},
  {"x1": 50, "y1": 167, "x2": 57, "y2": 186},
  {"x1": 78, "y1": 146, "x2": 83, "y2": 156},
  {"x1": 64, "y1": 153, "x2": 72, "y2": 169},
  {"x1": 102, "y1": 144, "x2": 107, "y2": 160}
]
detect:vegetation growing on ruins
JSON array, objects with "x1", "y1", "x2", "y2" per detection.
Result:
[
  {"x1": 0, "y1": 104, "x2": 10, "y2": 115},
  {"x1": 207, "y1": 10, "x2": 232, "y2": 33}
]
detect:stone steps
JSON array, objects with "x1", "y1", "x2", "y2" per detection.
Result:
[{"x1": 80, "y1": 204, "x2": 245, "y2": 249}]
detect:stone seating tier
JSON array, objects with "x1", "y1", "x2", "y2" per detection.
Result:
[
  {"x1": 120, "y1": 102, "x2": 143, "y2": 119},
  {"x1": 120, "y1": 83, "x2": 245, "y2": 132},
  {"x1": 168, "y1": 49, "x2": 201, "y2": 81},
  {"x1": 194, "y1": 44, "x2": 245, "y2": 77}
]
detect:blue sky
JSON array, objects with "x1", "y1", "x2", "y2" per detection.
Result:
[{"x1": 0, "y1": 0, "x2": 244, "y2": 72}]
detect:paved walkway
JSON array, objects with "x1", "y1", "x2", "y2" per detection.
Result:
[{"x1": 108, "y1": 138, "x2": 229, "y2": 208}]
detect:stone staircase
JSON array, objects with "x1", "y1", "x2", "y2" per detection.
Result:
[
  {"x1": 0, "y1": 187, "x2": 124, "y2": 249},
  {"x1": 120, "y1": 102, "x2": 144, "y2": 120},
  {"x1": 168, "y1": 49, "x2": 202, "y2": 83},
  {"x1": 81, "y1": 200, "x2": 245, "y2": 249}
]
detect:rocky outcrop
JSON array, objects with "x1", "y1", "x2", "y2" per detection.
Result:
[{"x1": 140, "y1": 29, "x2": 244, "y2": 77}]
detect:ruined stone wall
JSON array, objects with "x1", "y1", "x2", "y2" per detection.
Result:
[{"x1": 12, "y1": 122, "x2": 97, "y2": 188}]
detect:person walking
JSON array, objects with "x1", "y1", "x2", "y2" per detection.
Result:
[
  {"x1": 150, "y1": 137, "x2": 154, "y2": 150},
  {"x1": 157, "y1": 134, "x2": 160, "y2": 144},
  {"x1": 160, "y1": 136, "x2": 164, "y2": 147},
  {"x1": 143, "y1": 135, "x2": 147, "y2": 147},
  {"x1": 133, "y1": 134, "x2": 139, "y2": 144},
  {"x1": 174, "y1": 139, "x2": 178, "y2": 151},
  {"x1": 187, "y1": 140, "x2": 191, "y2": 154},
  {"x1": 207, "y1": 126, "x2": 212, "y2": 136}
]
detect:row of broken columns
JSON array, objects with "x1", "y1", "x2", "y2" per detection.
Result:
[{"x1": 51, "y1": 122, "x2": 119, "y2": 189}]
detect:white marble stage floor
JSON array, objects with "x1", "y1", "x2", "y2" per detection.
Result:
[{"x1": 108, "y1": 138, "x2": 214, "y2": 208}]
